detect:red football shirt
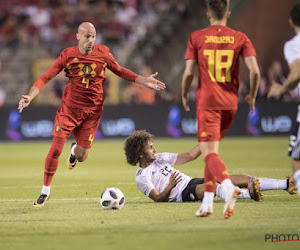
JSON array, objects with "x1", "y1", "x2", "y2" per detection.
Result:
[
  {"x1": 185, "y1": 25, "x2": 256, "y2": 110},
  {"x1": 34, "y1": 45, "x2": 137, "y2": 110}
]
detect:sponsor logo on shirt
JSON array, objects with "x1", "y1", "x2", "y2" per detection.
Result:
[{"x1": 200, "y1": 132, "x2": 208, "y2": 137}]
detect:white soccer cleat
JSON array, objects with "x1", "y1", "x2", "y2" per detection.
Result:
[
  {"x1": 223, "y1": 186, "x2": 240, "y2": 219},
  {"x1": 195, "y1": 204, "x2": 213, "y2": 217}
]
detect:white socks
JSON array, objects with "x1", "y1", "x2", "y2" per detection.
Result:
[
  {"x1": 71, "y1": 144, "x2": 76, "y2": 155},
  {"x1": 41, "y1": 185, "x2": 50, "y2": 196},
  {"x1": 202, "y1": 192, "x2": 215, "y2": 206},
  {"x1": 220, "y1": 179, "x2": 235, "y2": 202},
  {"x1": 294, "y1": 169, "x2": 300, "y2": 196},
  {"x1": 258, "y1": 178, "x2": 286, "y2": 191},
  {"x1": 216, "y1": 184, "x2": 249, "y2": 200}
]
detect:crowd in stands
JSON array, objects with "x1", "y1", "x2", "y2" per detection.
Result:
[
  {"x1": 0, "y1": 0, "x2": 296, "y2": 106},
  {"x1": 0, "y1": 0, "x2": 188, "y2": 57}
]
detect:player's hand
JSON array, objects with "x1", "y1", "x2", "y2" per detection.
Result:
[
  {"x1": 168, "y1": 171, "x2": 182, "y2": 189},
  {"x1": 142, "y1": 72, "x2": 166, "y2": 90},
  {"x1": 267, "y1": 82, "x2": 283, "y2": 99},
  {"x1": 18, "y1": 95, "x2": 31, "y2": 113},
  {"x1": 182, "y1": 94, "x2": 190, "y2": 112},
  {"x1": 245, "y1": 94, "x2": 255, "y2": 114}
]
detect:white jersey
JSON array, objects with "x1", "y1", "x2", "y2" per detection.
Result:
[
  {"x1": 135, "y1": 153, "x2": 192, "y2": 202},
  {"x1": 284, "y1": 32, "x2": 300, "y2": 122}
]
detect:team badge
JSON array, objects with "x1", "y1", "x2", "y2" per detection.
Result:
[
  {"x1": 55, "y1": 124, "x2": 61, "y2": 132},
  {"x1": 82, "y1": 65, "x2": 92, "y2": 75}
]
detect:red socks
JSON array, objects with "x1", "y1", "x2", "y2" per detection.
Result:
[
  {"x1": 44, "y1": 137, "x2": 66, "y2": 186},
  {"x1": 204, "y1": 153, "x2": 230, "y2": 192}
]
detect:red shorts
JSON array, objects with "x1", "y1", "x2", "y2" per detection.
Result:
[
  {"x1": 52, "y1": 102, "x2": 103, "y2": 148},
  {"x1": 196, "y1": 109, "x2": 237, "y2": 142}
]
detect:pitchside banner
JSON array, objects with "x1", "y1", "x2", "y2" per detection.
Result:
[{"x1": 0, "y1": 102, "x2": 298, "y2": 141}]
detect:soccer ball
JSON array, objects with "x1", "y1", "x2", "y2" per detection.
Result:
[{"x1": 100, "y1": 187, "x2": 125, "y2": 210}]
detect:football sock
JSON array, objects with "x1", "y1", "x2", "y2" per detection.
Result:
[
  {"x1": 220, "y1": 178, "x2": 235, "y2": 202},
  {"x1": 202, "y1": 192, "x2": 215, "y2": 206},
  {"x1": 71, "y1": 144, "x2": 76, "y2": 156},
  {"x1": 41, "y1": 185, "x2": 50, "y2": 196},
  {"x1": 205, "y1": 153, "x2": 229, "y2": 183},
  {"x1": 294, "y1": 169, "x2": 300, "y2": 196},
  {"x1": 44, "y1": 136, "x2": 66, "y2": 186},
  {"x1": 257, "y1": 178, "x2": 286, "y2": 191},
  {"x1": 204, "y1": 163, "x2": 216, "y2": 193},
  {"x1": 216, "y1": 185, "x2": 250, "y2": 200},
  {"x1": 239, "y1": 189, "x2": 250, "y2": 199}
]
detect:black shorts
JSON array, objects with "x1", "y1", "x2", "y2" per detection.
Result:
[
  {"x1": 289, "y1": 122, "x2": 300, "y2": 160},
  {"x1": 181, "y1": 178, "x2": 205, "y2": 202}
]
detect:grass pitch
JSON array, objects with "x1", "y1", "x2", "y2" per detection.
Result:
[{"x1": 0, "y1": 137, "x2": 299, "y2": 250}]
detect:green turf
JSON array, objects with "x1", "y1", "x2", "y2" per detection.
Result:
[{"x1": 0, "y1": 137, "x2": 299, "y2": 250}]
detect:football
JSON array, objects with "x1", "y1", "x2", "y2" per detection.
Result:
[{"x1": 100, "y1": 187, "x2": 125, "y2": 210}]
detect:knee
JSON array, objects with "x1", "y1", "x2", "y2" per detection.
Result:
[
  {"x1": 76, "y1": 151, "x2": 88, "y2": 162},
  {"x1": 49, "y1": 137, "x2": 65, "y2": 159},
  {"x1": 48, "y1": 147, "x2": 63, "y2": 159}
]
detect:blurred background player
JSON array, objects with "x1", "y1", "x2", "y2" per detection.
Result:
[
  {"x1": 181, "y1": 0, "x2": 260, "y2": 218},
  {"x1": 124, "y1": 130, "x2": 296, "y2": 203},
  {"x1": 268, "y1": 3, "x2": 300, "y2": 196},
  {"x1": 17, "y1": 22, "x2": 166, "y2": 208}
]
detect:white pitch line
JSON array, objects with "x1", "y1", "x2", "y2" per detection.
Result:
[
  {"x1": 0, "y1": 197, "x2": 141, "y2": 202},
  {"x1": 0, "y1": 183, "x2": 135, "y2": 190}
]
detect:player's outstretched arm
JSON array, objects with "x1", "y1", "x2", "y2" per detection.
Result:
[
  {"x1": 175, "y1": 145, "x2": 201, "y2": 165},
  {"x1": 17, "y1": 86, "x2": 40, "y2": 113},
  {"x1": 148, "y1": 172, "x2": 182, "y2": 202},
  {"x1": 268, "y1": 59, "x2": 300, "y2": 99},
  {"x1": 181, "y1": 59, "x2": 196, "y2": 112},
  {"x1": 135, "y1": 72, "x2": 166, "y2": 90},
  {"x1": 244, "y1": 56, "x2": 260, "y2": 114}
]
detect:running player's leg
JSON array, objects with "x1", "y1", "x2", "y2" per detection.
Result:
[
  {"x1": 69, "y1": 108, "x2": 102, "y2": 168},
  {"x1": 34, "y1": 103, "x2": 76, "y2": 207},
  {"x1": 289, "y1": 123, "x2": 300, "y2": 195},
  {"x1": 195, "y1": 110, "x2": 222, "y2": 217}
]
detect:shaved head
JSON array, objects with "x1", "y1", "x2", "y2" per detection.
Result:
[
  {"x1": 76, "y1": 22, "x2": 96, "y2": 55},
  {"x1": 78, "y1": 22, "x2": 96, "y2": 34}
]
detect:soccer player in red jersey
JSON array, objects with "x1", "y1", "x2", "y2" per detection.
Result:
[
  {"x1": 17, "y1": 22, "x2": 166, "y2": 207},
  {"x1": 181, "y1": 0, "x2": 260, "y2": 218}
]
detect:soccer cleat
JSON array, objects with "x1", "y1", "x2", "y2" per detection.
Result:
[
  {"x1": 195, "y1": 204, "x2": 213, "y2": 217},
  {"x1": 248, "y1": 177, "x2": 263, "y2": 202},
  {"x1": 33, "y1": 194, "x2": 49, "y2": 208},
  {"x1": 223, "y1": 186, "x2": 240, "y2": 219},
  {"x1": 67, "y1": 142, "x2": 77, "y2": 169},
  {"x1": 286, "y1": 176, "x2": 297, "y2": 195}
]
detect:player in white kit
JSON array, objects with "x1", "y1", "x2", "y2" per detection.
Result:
[
  {"x1": 268, "y1": 3, "x2": 300, "y2": 196},
  {"x1": 124, "y1": 130, "x2": 297, "y2": 202}
]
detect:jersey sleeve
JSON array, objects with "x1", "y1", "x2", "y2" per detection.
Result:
[
  {"x1": 284, "y1": 40, "x2": 300, "y2": 65},
  {"x1": 155, "y1": 153, "x2": 178, "y2": 165},
  {"x1": 33, "y1": 50, "x2": 67, "y2": 91},
  {"x1": 185, "y1": 33, "x2": 198, "y2": 60},
  {"x1": 136, "y1": 174, "x2": 154, "y2": 197},
  {"x1": 105, "y1": 47, "x2": 138, "y2": 82},
  {"x1": 241, "y1": 34, "x2": 256, "y2": 58}
]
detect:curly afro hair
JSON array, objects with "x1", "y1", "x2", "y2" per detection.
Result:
[{"x1": 124, "y1": 130, "x2": 154, "y2": 166}]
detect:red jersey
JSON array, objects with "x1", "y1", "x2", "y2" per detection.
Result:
[
  {"x1": 185, "y1": 25, "x2": 256, "y2": 110},
  {"x1": 34, "y1": 45, "x2": 137, "y2": 110}
]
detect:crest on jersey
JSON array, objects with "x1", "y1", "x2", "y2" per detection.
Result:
[
  {"x1": 82, "y1": 65, "x2": 92, "y2": 75},
  {"x1": 55, "y1": 124, "x2": 61, "y2": 132},
  {"x1": 78, "y1": 63, "x2": 97, "y2": 77}
]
